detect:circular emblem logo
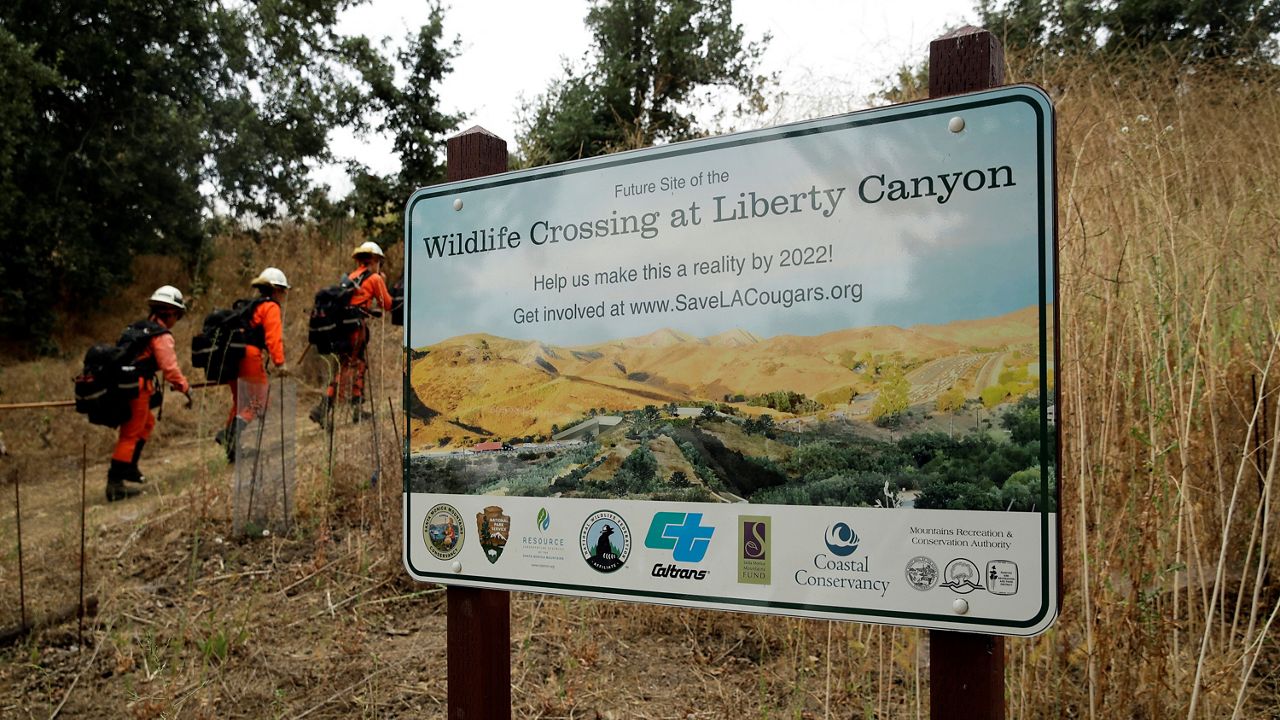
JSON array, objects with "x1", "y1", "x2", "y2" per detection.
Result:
[
  {"x1": 580, "y1": 510, "x2": 631, "y2": 573},
  {"x1": 941, "y1": 558, "x2": 982, "y2": 594},
  {"x1": 824, "y1": 522, "x2": 860, "y2": 556},
  {"x1": 905, "y1": 556, "x2": 939, "y2": 591},
  {"x1": 424, "y1": 503, "x2": 465, "y2": 561}
]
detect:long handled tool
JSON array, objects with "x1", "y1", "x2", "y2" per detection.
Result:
[{"x1": 0, "y1": 381, "x2": 224, "y2": 411}]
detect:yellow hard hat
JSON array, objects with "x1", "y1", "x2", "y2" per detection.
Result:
[{"x1": 352, "y1": 241, "x2": 385, "y2": 259}]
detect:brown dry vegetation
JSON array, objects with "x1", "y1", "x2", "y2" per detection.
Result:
[{"x1": 0, "y1": 52, "x2": 1278, "y2": 718}]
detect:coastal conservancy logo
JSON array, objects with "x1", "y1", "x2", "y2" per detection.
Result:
[
  {"x1": 424, "y1": 504, "x2": 464, "y2": 561},
  {"x1": 475, "y1": 506, "x2": 510, "y2": 564},
  {"x1": 645, "y1": 512, "x2": 714, "y2": 580},
  {"x1": 792, "y1": 521, "x2": 891, "y2": 597},
  {"x1": 738, "y1": 516, "x2": 771, "y2": 585},
  {"x1": 580, "y1": 510, "x2": 631, "y2": 573},
  {"x1": 904, "y1": 556, "x2": 939, "y2": 591},
  {"x1": 824, "y1": 522, "x2": 860, "y2": 556}
]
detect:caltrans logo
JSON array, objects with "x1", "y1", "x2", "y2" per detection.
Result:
[{"x1": 645, "y1": 512, "x2": 714, "y2": 580}]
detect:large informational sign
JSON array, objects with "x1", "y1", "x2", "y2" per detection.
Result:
[{"x1": 403, "y1": 85, "x2": 1058, "y2": 635}]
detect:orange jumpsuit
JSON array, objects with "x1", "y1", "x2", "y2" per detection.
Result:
[
  {"x1": 228, "y1": 299, "x2": 285, "y2": 425},
  {"x1": 112, "y1": 330, "x2": 189, "y2": 463},
  {"x1": 327, "y1": 267, "x2": 392, "y2": 403}
]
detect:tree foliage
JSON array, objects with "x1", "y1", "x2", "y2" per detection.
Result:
[
  {"x1": 517, "y1": 0, "x2": 770, "y2": 165},
  {"x1": 977, "y1": 0, "x2": 1280, "y2": 61},
  {"x1": 0, "y1": 0, "x2": 457, "y2": 347},
  {"x1": 869, "y1": 365, "x2": 910, "y2": 426}
]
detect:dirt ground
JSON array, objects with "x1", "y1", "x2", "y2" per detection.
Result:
[{"x1": 0, "y1": 381, "x2": 929, "y2": 719}]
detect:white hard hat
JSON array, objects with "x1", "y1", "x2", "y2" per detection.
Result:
[
  {"x1": 352, "y1": 241, "x2": 385, "y2": 259},
  {"x1": 251, "y1": 267, "x2": 291, "y2": 289},
  {"x1": 148, "y1": 285, "x2": 186, "y2": 310}
]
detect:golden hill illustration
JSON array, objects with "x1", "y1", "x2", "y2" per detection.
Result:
[{"x1": 409, "y1": 305, "x2": 1045, "y2": 449}]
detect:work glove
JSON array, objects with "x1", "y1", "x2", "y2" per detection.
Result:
[{"x1": 273, "y1": 363, "x2": 292, "y2": 378}]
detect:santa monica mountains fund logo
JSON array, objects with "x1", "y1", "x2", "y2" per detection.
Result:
[{"x1": 580, "y1": 510, "x2": 631, "y2": 573}]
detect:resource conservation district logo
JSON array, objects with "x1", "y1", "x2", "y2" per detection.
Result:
[
  {"x1": 475, "y1": 505, "x2": 510, "y2": 564},
  {"x1": 580, "y1": 510, "x2": 631, "y2": 573},
  {"x1": 424, "y1": 503, "x2": 464, "y2": 561},
  {"x1": 824, "y1": 522, "x2": 860, "y2": 556}
]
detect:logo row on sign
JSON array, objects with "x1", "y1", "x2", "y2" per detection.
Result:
[{"x1": 423, "y1": 503, "x2": 1019, "y2": 597}]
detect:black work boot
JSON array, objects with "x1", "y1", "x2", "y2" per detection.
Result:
[
  {"x1": 223, "y1": 418, "x2": 247, "y2": 463},
  {"x1": 106, "y1": 460, "x2": 143, "y2": 502},
  {"x1": 308, "y1": 397, "x2": 331, "y2": 428},
  {"x1": 126, "y1": 440, "x2": 147, "y2": 484}
]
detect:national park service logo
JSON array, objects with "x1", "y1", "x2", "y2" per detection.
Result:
[
  {"x1": 476, "y1": 505, "x2": 511, "y2": 564},
  {"x1": 424, "y1": 504, "x2": 464, "y2": 561},
  {"x1": 580, "y1": 510, "x2": 631, "y2": 573}
]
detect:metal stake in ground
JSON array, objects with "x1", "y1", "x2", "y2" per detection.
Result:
[
  {"x1": 279, "y1": 376, "x2": 291, "y2": 535},
  {"x1": 367, "y1": 350, "x2": 382, "y2": 488},
  {"x1": 927, "y1": 25, "x2": 1007, "y2": 720},
  {"x1": 12, "y1": 468, "x2": 25, "y2": 631},
  {"x1": 244, "y1": 378, "x2": 273, "y2": 530},
  {"x1": 323, "y1": 354, "x2": 338, "y2": 477},
  {"x1": 79, "y1": 441, "x2": 87, "y2": 643}
]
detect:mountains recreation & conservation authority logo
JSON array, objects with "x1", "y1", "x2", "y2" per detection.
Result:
[
  {"x1": 424, "y1": 503, "x2": 464, "y2": 561},
  {"x1": 580, "y1": 510, "x2": 631, "y2": 573}
]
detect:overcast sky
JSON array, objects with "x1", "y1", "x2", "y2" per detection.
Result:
[{"x1": 316, "y1": 0, "x2": 976, "y2": 193}]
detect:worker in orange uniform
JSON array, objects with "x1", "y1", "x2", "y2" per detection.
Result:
[
  {"x1": 219, "y1": 267, "x2": 290, "y2": 462},
  {"x1": 309, "y1": 242, "x2": 393, "y2": 426},
  {"x1": 108, "y1": 286, "x2": 192, "y2": 502}
]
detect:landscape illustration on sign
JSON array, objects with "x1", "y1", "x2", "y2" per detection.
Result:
[
  {"x1": 406, "y1": 306, "x2": 1055, "y2": 512},
  {"x1": 405, "y1": 92, "x2": 1055, "y2": 514}
]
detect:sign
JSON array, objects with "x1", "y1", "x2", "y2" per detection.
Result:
[{"x1": 403, "y1": 85, "x2": 1058, "y2": 636}]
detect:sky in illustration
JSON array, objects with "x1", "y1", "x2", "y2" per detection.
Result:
[{"x1": 405, "y1": 88, "x2": 1054, "y2": 347}]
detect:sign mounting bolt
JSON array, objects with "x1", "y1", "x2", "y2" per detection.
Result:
[
  {"x1": 948, "y1": 116, "x2": 965, "y2": 133},
  {"x1": 951, "y1": 598, "x2": 969, "y2": 615},
  {"x1": 453, "y1": 198, "x2": 464, "y2": 211},
  {"x1": 451, "y1": 561, "x2": 463, "y2": 574}
]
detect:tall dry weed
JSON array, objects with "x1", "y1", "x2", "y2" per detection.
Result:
[{"x1": 1008, "y1": 52, "x2": 1280, "y2": 718}]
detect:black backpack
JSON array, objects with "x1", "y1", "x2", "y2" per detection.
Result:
[
  {"x1": 74, "y1": 320, "x2": 169, "y2": 427},
  {"x1": 192, "y1": 297, "x2": 271, "y2": 384},
  {"x1": 309, "y1": 269, "x2": 372, "y2": 354},
  {"x1": 390, "y1": 280, "x2": 404, "y2": 327}
]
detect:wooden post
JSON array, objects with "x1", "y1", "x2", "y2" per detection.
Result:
[
  {"x1": 444, "y1": 126, "x2": 512, "y2": 720},
  {"x1": 928, "y1": 25, "x2": 1007, "y2": 720}
]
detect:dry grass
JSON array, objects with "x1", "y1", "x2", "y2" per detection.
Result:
[{"x1": 0, "y1": 52, "x2": 1278, "y2": 718}]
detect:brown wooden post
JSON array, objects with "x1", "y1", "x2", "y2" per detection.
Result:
[
  {"x1": 927, "y1": 25, "x2": 1007, "y2": 720},
  {"x1": 444, "y1": 125, "x2": 512, "y2": 720}
]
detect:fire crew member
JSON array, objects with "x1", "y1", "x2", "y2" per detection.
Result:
[
  {"x1": 220, "y1": 267, "x2": 289, "y2": 461},
  {"x1": 108, "y1": 286, "x2": 192, "y2": 502},
  {"x1": 309, "y1": 242, "x2": 393, "y2": 426}
]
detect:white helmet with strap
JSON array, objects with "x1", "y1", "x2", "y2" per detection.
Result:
[
  {"x1": 149, "y1": 285, "x2": 186, "y2": 310},
  {"x1": 352, "y1": 241, "x2": 385, "y2": 259},
  {"x1": 251, "y1": 267, "x2": 291, "y2": 289}
]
